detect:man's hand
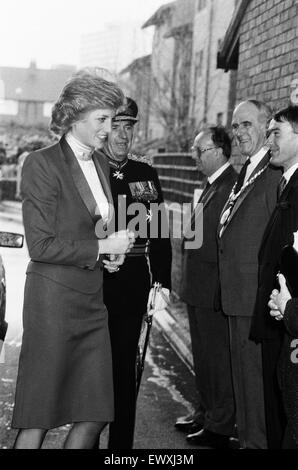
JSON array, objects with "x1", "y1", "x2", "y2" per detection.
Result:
[
  {"x1": 103, "y1": 254, "x2": 125, "y2": 273},
  {"x1": 268, "y1": 273, "x2": 292, "y2": 321},
  {"x1": 98, "y1": 229, "x2": 135, "y2": 255},
  {"x1": 147, "y1": 287, "x2": 170, "y2": 314}
]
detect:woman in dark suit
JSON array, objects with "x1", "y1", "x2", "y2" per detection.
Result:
[{"x1": 12, "y1": 72, "x2": 134, "y2": 449}]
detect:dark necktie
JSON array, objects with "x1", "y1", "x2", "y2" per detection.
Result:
[
  {"x1": 277, "y1": 176, "x2": 287, "y2": 199},
  {"x1": 234, "y1": 158, "x2": 251, "y2": 194},
  {"x1": 199, "y1": 181, "x2": 211, "y2": 202}
]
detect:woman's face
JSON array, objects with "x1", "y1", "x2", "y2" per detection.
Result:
[{"x1": 72, "y1": 108, "x2": 115, "y2": 148}]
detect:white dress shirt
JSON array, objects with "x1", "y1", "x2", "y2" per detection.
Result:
[
  {"x1": 208, "y1": 162, "x2": 231, "y2": 185},
  {"x1": 283, "y1": 162, "x2": 298, "y2": 185},
  {"x1": 66, "y1": 133, "x2": 109, "y2": 224}
]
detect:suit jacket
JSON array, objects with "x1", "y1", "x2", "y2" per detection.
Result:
[
  {"x1": 217, "y1": 152, "x2": 281, "y2": 317},
  {"x1": 180, "y1": 164, "x2": 237, "y2": 308},
  {"x1": 21, "y1": 137, "x2": 114, "y2": 294},
  {"x1": 250, "y1": 169, "x2": 298, "y2": 340}
]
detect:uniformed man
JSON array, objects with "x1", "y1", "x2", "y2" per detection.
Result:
[{"x1": 100, "y1": 97, "x2": 172, "y2": 449}]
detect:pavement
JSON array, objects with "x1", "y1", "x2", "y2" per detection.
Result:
[{"x1": 0, "y1": 200, "x2": 194, "y2": 375}]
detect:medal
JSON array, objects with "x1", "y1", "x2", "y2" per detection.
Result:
[
  {"x1": 146, "y1": 209, "x2": 153, "y2": 222},
  {"x1": 113, "y1": 170, "x2": 124, "y2": 180}
]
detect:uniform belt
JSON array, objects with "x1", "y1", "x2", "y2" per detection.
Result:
[{"x1": 126, "y1": 242, "x2": 150, "y2": 257}]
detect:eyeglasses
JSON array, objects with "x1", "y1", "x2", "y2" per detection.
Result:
[{"x1": 191, "y1": 146, "x2": 218, "y2": 157}]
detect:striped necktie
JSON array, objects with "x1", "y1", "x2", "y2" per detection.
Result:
[{"x1": 277, "y1": 176, "x2": 287, "y2": 199}]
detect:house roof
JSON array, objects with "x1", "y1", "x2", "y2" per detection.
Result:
[
  {"x1": 217, "y1": 0, "x2": 251, "y2": 71},
  {"x1": 120, "y1": 55, "x2": 152, "y2": 75},
  {"x1": 0, "y1": 63, "x2": 76, "y2": 102},
  {"x1": 142, "y1": 2, "x2": 175, "y2": 28},
  {"x1": 165, "y1": 0, "x2": 195, "y2": 38}
]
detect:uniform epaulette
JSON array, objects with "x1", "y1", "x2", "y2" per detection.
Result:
[{"x1": 128, "y1": 153, "x2": 153, "y2": 167}]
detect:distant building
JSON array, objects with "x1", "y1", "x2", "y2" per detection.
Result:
[
  {"x1": 80, "y1": 23, "x2": 153, "y2": 73},
  {"x1": 190, "y1": 0, "x2": 237, "y2": 129},
  {"x1": 166, "y1": 0, "x2": 196, "y2": 150},
  {"x1": 142, "y1": 2, "x2": 176, "y2": 144},
  {"x1": 120, "y1": 55, "x2": 152, "y2": 142},
  {"x1": 0, "y1": 62, "x2": 75, "y2": 127}
]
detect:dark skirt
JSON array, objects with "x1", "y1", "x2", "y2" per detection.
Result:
[{"x1": 12, "y1": 272, "x2": 113, "y2": 429}]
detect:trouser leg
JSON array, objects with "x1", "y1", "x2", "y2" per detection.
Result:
[
  {"x1": 228, "y1": 316, "x2": 267, "y2": 449},
  {"x1": 188, "y1": 305, "x2": 235, "y2": 435},
  {"x1": 108, "y1": 306, "x2": 144, "y2": 449},
  {"x1": 261, "y1": 339, "x2": 286, "y2": 449}
]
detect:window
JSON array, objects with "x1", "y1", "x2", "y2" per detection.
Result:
[
  {"x1": 43, "y1": 102, "x2": 54, "y2": 118},
  {"x1": 197, "y1": 0, "x2": 207, "y2": 11},
  {"x1": 0, "y1": 99, "x2": 18, "y2": 116}
]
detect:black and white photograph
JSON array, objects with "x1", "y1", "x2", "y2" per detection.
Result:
[{"x1": 0, "y1": 0, "x2": 298, "y2": 452}]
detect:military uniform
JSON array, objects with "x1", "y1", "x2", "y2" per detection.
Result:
[{"x1": 102, "y1": 153, "x2": 172, "y2": 449}]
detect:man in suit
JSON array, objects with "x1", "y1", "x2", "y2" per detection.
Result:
[
  {"x1": 177, "y1": 126, "x2": 237, "y2": 448},
  {"x1": 251, "y1": 105, "x2": 298, "y2": 448},
  {"x1": 217, "y1": 100, "x2": 281, "y2": 449}
]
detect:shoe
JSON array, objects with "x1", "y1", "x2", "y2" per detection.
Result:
[
  {"x1": 175, "y1": 417, "x2": 203, "y2": 434},
  {"x1": 186, "y1": 429, "x2": 231, "y2": 449}
]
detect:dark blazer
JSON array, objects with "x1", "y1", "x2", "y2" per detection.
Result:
[
  {"x1": 180, "y1": 164, "x2": 237, "y2": 308},
  {"x1": 218, "y1": 152, "x2": 281, "y2": 317},
  {"x1": 21, "y1": 137, "x2": 114, "y2": 294},
  {"x1": 251, "y1": 169, "x2": 298, "y2": 341}
]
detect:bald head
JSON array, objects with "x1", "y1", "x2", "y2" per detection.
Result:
[{"x1": 232, "y1": 100, "x2": 272, "y2": 157}]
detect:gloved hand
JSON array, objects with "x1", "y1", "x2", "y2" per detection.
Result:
[{"x1": 147, "y1": 286, "x2": 170, "y2": 313}]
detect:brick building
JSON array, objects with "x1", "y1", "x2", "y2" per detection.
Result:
[{"x1": 218, "y1": 0, "x2": 298, "y2": 116}]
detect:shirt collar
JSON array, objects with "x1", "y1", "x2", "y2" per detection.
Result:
[
  {"x1": 66, "y1": 132, "x2": 94, "y2": 161},
  {"x1": 248, "y1": 147, "x2": 268, "y2": 166},
  {"x1": 208, "y1": 162, "x2": 230, "y2": 185},
  {"x1": 283, "y1": 162, "x2": 298, "y2": 184}
]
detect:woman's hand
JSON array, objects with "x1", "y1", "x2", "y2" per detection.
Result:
[
  {"x1": 268, "y1": 273, "x2": 292, "y2": 321},
  {"x1": 102, "y1": 254, "x2": 125, "y2": 273},
  {"x1": 98, "y1": 230, "x2": 135, "y2": 255}
]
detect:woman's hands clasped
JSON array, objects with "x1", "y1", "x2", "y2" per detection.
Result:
[{"x1": 98, "y1": 230, "x2": 135, "y2": 273}]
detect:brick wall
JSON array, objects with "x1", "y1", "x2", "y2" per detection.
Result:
[{"x1": 236, "y1": 0, "x2": 298, "y2": 109}]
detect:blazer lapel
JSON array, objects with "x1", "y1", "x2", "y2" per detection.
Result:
[
  {"x1": 185, "y1": 166, "x2": 233, "y2": 240},
  {"x1": 60, "y1": 137, "x2": 101, "y2": 223},
  {"x1": 93, "y1": 150, "x2": 114, "y2": 217},
  {"x1": 220, "y1": 152, "x2": 271, "y2": 236},
  {"x1": 260, "y1": 168, "x2": 298, "y2": 252}
]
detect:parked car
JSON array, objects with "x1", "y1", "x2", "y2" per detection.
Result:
[{"x1": 0, "y1": 232, "x2": 24, "y2": 342}]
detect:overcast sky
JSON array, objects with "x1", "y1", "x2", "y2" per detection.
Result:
[{"x1": 0, "y1": 0, "x2": 169, "y2": 69}]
